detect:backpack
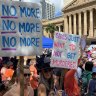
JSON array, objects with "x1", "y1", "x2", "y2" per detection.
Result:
[{"x1": 81, "y1": 71, "x2": 91, "y2": 89}]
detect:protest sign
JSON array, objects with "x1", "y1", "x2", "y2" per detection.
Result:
[
  {"x1": 50, "y1": 32, "x2": 81, "y2": 69},
  {"x1": 80, "y1": 35, "x2": 87, "y2": 51},
  {"x1": 0, "y1": 0, "x2": 42, "y2": 56}
]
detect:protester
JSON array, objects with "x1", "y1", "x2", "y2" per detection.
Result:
[
  {"x1": 53, "y1": 68, "x2": 63, "y2": 91},
  {"x1": 29, "y1": 58, "x2": 39, "y2": 96},
  {"x1": 1, "y1": 62, "x2": 7, "y2": 84},
  {"x1": 81, "y1": 61, "x2": 93, "y2": 95},
  {"x1": 0, "y1": 70, "x2": 5, "y2": 92},
  {"x1": 24, "y1": 68, "x2": 34, "y2": 96},
  {"x1": 38, "y1": 57, "x2": 54, "y2": 96},
  {"x1": 64, "y1": 69, "x2": 80, "y2": 96},
  {"x1": 88, "y1": 66, "x2": 96, "y2": 96},
  {"x1": 75, "y1": 58, "x2": 85, "y2": 85},
  {"x1": 14, "y1": 64, "x2": 20, "y2": 85},
  {"x1": 3, "y1": 70, "x2": 20, "y2": 96},
  {"x1": 5, "y1": 62, "x2": 14, "y2": 81}
]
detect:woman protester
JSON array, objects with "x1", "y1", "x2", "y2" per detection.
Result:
[{"x1": 38, "y1": 57, "x2": 54, "y2": 96}]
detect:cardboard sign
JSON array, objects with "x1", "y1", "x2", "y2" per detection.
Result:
[
  {"x1": 0, "y1": 0, "x2": 42, "y2": 56},
  {"x1": 51, "y1": 32, "x2": 81, "y2": 69}
]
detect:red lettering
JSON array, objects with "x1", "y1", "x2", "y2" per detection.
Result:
[
  {"x1": 54, "y1": 42, "x2": 65, "y2": 48},
  {"x1": 69, "y1": 43, "x2": 76, "y2": 51},
  {"x1": 53, "y1": 50, "x2": 62, "y2": 57}
]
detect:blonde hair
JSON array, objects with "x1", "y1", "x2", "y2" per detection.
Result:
[{"x1": 30, "y1": 58, "x2": 36, "y2": 65}]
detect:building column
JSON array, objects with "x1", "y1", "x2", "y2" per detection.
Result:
[
  {"x1": 73, "y1": 14, "x2": 76, "y2": 34},
  {"x1": 78, "y1": 12, "x2": 82, "y2": 36},
  {"x1": 64, "y1": 16, "x2": 68, "y2": 33},
  {"x1": 84, "y1": 11, "x2": 87, "y2": 35},
  {"x1": 43, "y1": 27, "x2": 47, "y2": 36},
  {"x1": 59, "y1": 25, "x2": 61, "y2": 32},
  {"x1": 89, "y1": 9, "x2": 94, "y2": 37},
  {"x1": 69, "y1": 15, "x2": 72, "y2": 34}
]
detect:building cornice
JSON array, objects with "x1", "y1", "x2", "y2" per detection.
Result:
[
  {"x1": 42, "y1": 16, "x2": 64, "y2": 26},
  {"x1": 62, "y1": 0, "x2": 96, "y2": 14}
]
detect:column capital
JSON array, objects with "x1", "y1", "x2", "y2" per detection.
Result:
[
  {"x1": 64, "y1": 15, "x2": 68, "y2": 18},
  {"x1": 89, "y1": 8, "x2": 93, "y2": 11},
  {"x1": 72, "y1": 13, "x2": 77, "y2": 15},
  {"x1": 82, "y1": 10, "x2": 87, "y2": 13}
]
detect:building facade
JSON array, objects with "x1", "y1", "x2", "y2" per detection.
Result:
[
  {"x1": 42, "y1": 0, "x2": 96, "y2": 44},
  {"x1": 40, "y1": 0, "x2": 55, "y2": 19}
]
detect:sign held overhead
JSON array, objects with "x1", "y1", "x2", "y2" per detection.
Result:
[
  {"x1": 51, "y1": 32, "x2": 81, "y2": 69},
  {"x1": 0, "y1": 0, "x2": 42, "y2": 56}
]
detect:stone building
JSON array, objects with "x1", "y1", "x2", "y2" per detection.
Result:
[{"x1": 42, "y1": 0, "x2": 96, "y2": 44}]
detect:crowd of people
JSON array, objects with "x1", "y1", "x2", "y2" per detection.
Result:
[
  {"x1": 0, "y1": 57, "x2": 18, "y2": 95},
  {"x1": 0, "y1": 47, "x2": 96, "y2": 96},
  {"x1": 23, "y1": 48, "x2": 96, "y2": 96}
]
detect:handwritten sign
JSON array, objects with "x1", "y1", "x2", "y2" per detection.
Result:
[
  {"x1": 0, "y1": 1, "x2": 42, "y2": 56},
  {"x1": 50, "y1": 32, "x2": 81, "y2": 69}
]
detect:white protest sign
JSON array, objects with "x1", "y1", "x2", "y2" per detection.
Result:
[
  {"x1": 50, "y1": 32, "x2": 81, "y2": 69},
  {"x1": 0, "y1": 0, "x2": 42, "y2": 56}
]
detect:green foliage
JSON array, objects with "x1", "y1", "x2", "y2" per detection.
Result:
[{"x1": 45, "y1": 24, "x2": 56, "y2": 33}]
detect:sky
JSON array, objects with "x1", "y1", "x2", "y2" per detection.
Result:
[{"x1": 14, "y1": 0, "x2": 73, "y2": 17}]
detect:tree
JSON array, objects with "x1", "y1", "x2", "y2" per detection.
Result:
[{"x1": 46, "y1": 24, "x2": 56, "y2": 39}]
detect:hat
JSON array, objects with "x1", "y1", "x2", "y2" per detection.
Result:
[
  {"x1": 92, "y1": 67, "x2": 96, "y2": 74},
  {"x1": 41, "y1": 57, "x2": 52, "y2": 70}
]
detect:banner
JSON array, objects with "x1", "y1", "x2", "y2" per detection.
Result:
[
  {"x1": 0, "y1": 0, "x2": 42, "y2": 56},
  {"x1": 51, "y1": 32, "x2": 81, "y2": 69}
]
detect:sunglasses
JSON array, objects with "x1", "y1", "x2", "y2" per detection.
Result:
[
  {"x1": 43, "y1": 69, "x2": 52, "y2": 73},
  {"x1": 24, "y1": 74, "x2": 30, "y2": 77}
]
